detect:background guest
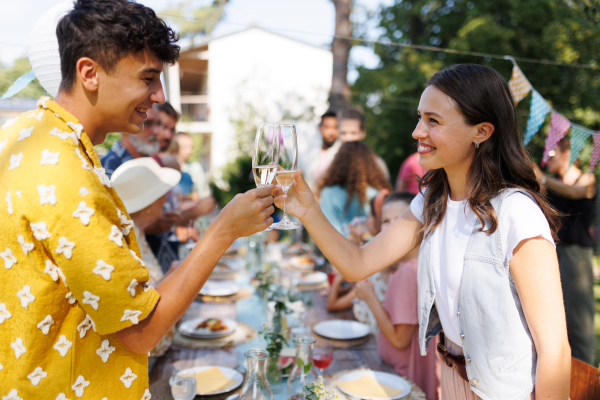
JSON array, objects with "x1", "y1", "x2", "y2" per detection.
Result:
[
  {"x1": 318, "y1": 141, "x2": 391, "y2": 234},
  {"x1": 338, "y1": 107, "x2": 390, "y2": 181},
  {"x1": 538, "y1": 136, "x2": 597, "y2": 364},
  {"x1": 395, "y1": 152, "x2": 428, "y2": 194},
  {"x1": 111, "y1": 157, "x2": 182, "y2": 372},
  {"x1": 154, "y1": 101, "x2": 179, "y2": 164},
  {"x1": 308, "y1": 110, "x2": 341, "y2": 190}
]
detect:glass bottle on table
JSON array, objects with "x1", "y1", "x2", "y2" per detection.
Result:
[
  {"x1": 252, "y1": 122, "x2": 280, "y2": 231},
  {"x1": 272, "y1": 124, "x2": 300, "y2": 230},
  {"x1": 240, "y1": 349, "x2": 274, "y2": 400},
  {"x1": 286, "y1": 336, "x2": 319, "y2": 400}
]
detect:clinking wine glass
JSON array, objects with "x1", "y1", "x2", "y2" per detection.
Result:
[
  {"x1": 252, "y1": 122, "x2": 280, "y2": 232},
  {"x1": 273, "y1": 124, "x2": 300, "y2": 230}
]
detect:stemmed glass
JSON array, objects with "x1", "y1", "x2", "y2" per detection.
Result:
[
  {"x1": 272, "y1": 124, "x2": 300, "y2": 230},
  {"x1": 313, "y1": 343, "x2": 333, "y2": 377},
  {"x1": 252, "y1": 123, "x2": 280, "y2": 231}
]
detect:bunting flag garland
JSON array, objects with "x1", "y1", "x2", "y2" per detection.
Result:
[
  {"x1": 508, "y1": 65, "x2": 532, "y2": 105},
  {"x1": 569, "y1": 126, "x2": 592, "y2": 167},
  {"x1": 542, "y1": 112, "x2": 571, "y2": 166},
  {"x1": 590, "y1": 133, "x2": 600, "y2": 171},
  {"x1": 523, "y1": 90, "x2": 551, "y2": 146}
]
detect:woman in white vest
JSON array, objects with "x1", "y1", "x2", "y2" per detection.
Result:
[{"x1": 273, "y1": 64, "x2": 570, "y2": 400}]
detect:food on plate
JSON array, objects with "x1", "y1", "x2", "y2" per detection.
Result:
[
  {"x1": 196, "y1": 318, "x2": 228, "y2": 331},
  {"x1": 293, "y1": 256, "x2": 316, "y2": 265}
]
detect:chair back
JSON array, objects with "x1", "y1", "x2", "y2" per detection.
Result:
[{"x1": 570, "y1": 357, "x2": 600, "y2": 400}]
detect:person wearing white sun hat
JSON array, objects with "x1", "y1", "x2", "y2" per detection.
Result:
[{"x1": 112, "y1": 157, "x2": 181, "y2": 370}]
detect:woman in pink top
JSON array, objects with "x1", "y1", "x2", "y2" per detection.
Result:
[
  {"x1": 395, "y1": 152, "x2": 428, "y2": 194},
  {"x1": 355, "y1": 192, "x2": 440, "y2": 400}
]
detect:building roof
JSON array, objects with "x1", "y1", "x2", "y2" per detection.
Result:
[{"x1": 181, "y1": 26, "x2": 330, "y2": 56}]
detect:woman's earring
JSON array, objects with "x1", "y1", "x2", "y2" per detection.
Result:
[{"x1": 475, "y1": 141, "x2": 480, "y2": 149}]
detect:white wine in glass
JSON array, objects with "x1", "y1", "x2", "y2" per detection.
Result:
[
  {"x1": 252, "y1": 122, "x2": 280, "y2": 231},
  {"x1": 272, "y1": 124, "x2": 300, "y2": 230}
]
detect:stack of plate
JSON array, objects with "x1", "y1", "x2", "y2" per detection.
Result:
[
  {"x1": 200, "y1": 280, "x2": 240, "y2": 297},
  {"x1": 312, "y1": 320, "x2": 370, "y2": 340}
]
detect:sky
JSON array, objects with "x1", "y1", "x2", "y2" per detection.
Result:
[{"x1": 0, "y1": 0, "x2": 394, "y2": 82}]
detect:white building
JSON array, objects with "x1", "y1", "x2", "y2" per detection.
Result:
[{"x1": 164, "y1": 27, "x2": 333, "y2": 179}]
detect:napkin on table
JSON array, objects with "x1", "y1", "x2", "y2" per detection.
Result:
[{"x1": 181, "y1": 366, "x2": 238, "y2": 393}]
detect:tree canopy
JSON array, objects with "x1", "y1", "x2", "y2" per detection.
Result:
[
  {"x1": 352, "y1": 0, "x2": 600, "y2": 179},
  {"x1": 0, "y1": 57, "x2": 46, "y2": 99}
]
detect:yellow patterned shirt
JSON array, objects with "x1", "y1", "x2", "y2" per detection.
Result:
[{"x1": 0, "y1": 97, "x2": 160, "y2": 400}]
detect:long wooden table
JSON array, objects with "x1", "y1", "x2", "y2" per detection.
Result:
[{"x1": 149, "y1": 272, "x2": 425, "y2": 399}]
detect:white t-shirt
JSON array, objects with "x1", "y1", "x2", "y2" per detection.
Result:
[{"x1": 410, "y1": 191, "x2": 554, "y2": 347}]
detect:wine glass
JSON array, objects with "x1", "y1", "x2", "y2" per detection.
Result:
[
  {"x1": 171, "y1": 372, "x2": 196, "y2": 400},
  {"x1": 313, "y1": 342, "x2": 333, "y2": 377},
  {"x1": 272, "y1": 124, "x2": 300, "y2": 230},
  {"x1": 252, "y1": 122, "x2": 280, "y2": 232}
]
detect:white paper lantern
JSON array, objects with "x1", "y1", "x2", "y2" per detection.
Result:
[{"x1": 28, "y1": 1, "x2": 75, "y2": 97}]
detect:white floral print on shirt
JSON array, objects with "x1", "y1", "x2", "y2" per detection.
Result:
[
  {"x1": 65, "y1": 292, "x2": 77, "y2": 305},
  {"x1": 37, "y1": 185, "x2": 57, "y2": 206},
  {"x1": 129, "y1": 249, "x2": 146, "y2": 267},
  {"x1": 10, "y1": 338, "x2": 25, "y2": 359},
  {"x1": 5, "y1": 191, "x2": 12, "y2": 215},
  {"x1": 56, "y1": 237, "x2": 75, "y2": 259},
  {"x1": 0, "y1": 303, "x2": 12, "y2": 324},
  {"x1": 72, "y1": 201, "x2": 95, "y2": 226},
  {"x1": 0, "y1": 138, "x2": 7, "y2": 156},
  {"x1": 93, "y1": 167, "x2": 112, "y2": 187},
  {"x1": 120, "y1": 367, "x2": 138, "y2": 388},
  {"x1": 121, "y1": 309, "x2": 143, "y2": 325},
  {"x1": 28, "y1": 110, "x2": 43, "y2": 122},
  {"x1": 55, "y1": 393, "x2": 69, "y2": 400},
  {"x1": 0, "y1": 248, "x2": 17, "y2": 269},
  {"x1": 79, "y1": 186, "x2": 89, "y2": 196},
  {"x1": 16, "y1": 285, "x2": 35, "y2": 310},
  {"x1": 53, "y1": 335, "x2": 72, "y2": 357},
  {"x1": 66, "y1": 122, "x2": 83, "y2": 139},
  {"x1": 127, "y1": 279, "x2": 138, "y2": 297},
  {"x1": 141, "y1": 389, "x2": 152, "y2": 400},
  {"x1": 8, "y1": 153, "x2": 23, "y2": 171},
  {"x1": 72, "y1": 375, "x2": 90, "y2": 397},
  {"x1": 37, "y1": 96, "x2": 50, "y2": 109},
  {"x1": 3, "y1": 389, "x2": 23, "y2": 400},
  {"x1": 27, "y1": 367, "x2": 47, "y2": 386},
  {"x1": 44, "y1": 260, "x2": 66, "y2": 284},
  {"x1": 17, "y1": 235, "x2": 33, "y2": 255},
  {"x1": 17, "y1": 126, "x2": 34, "y2": 142},
  {"x1": 49, "y1": 127, "x2": 77, "y2": 143},
  {"x1": 2, "y1": 116, "x2": 18, "y2": 129},
  {"x1": 74, "y1": 147, "x2": 91, "y2": 171},
  {"x1": 77, "y1": 315, "x2": 96, "y2": 338},
  {"x1": 93, "y1": 260, "x2": 114, "y2": 281},
  {"x1": 96, "y1": 339, "x2": 116, "y2": 363},
  {"x1": 82, "y1": 291, "x2": 100, "y2": 310},
  {"x1": 37, "y1": 314, "x2": 54, "y2": 335},
  {"x1": 108, "y1": 225, "x2": 124, "y2": 247},
  {"x1": 117, "y1": 208, "x2": 134, "y2": 235},
  {"x1": 31, "y1": 221, "x2": 51, "y2": 240},
  {"x1": 40, "y1": 149, "x2": 60, "y2": 165}
]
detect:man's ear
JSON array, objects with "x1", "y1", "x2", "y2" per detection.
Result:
[
  {"x1": 75, "y1": 57, "x2": 101, "y2": 93},
  {"x1": 474, "y1": 122, "x2": 494, "y2": 145}
]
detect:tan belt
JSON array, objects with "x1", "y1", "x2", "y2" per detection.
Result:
[{"x1": 437, "y1": 342, "x2": 469, "y2": 383}]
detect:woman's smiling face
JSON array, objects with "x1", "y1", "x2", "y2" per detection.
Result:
[{"x1": 412, "y1": 85, "x2": 479, "y2": 173}]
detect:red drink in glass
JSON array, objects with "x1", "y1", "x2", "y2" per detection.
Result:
[{"x1": 313, "y1": 353, "x2": 333, "y2": 370}]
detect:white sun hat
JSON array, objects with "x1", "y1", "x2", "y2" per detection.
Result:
[{"x1": 111, "y1": 157, "x2": 181, "y2": 214}]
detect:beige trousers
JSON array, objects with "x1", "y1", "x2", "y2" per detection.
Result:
[{"x1": 440, "y1": 339, "x2": 535, "y2": 400}]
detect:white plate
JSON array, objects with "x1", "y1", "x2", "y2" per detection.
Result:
[
  {"x1": 170, "y1": 366, "x2": 244, "y2": 395},
  {"x1": 313, "y1": 320, "x2": 370, "y2": 340},
  {"x1": 179, "y1": 318, "x2": 238, "y2": 339},
  {"x1": 298, "y1": 271, "x2": 327, "y2": 285},
  {"x1": 335, "y1": 370, "x2": 411, "y2": 399},
  {"x1": 200, "y1": 280, "x2": 240, "y2": 297}
]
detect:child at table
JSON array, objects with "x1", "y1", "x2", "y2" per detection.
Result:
[{"x1": 355, "y1": 192, "x2": 440, "y2": 400}]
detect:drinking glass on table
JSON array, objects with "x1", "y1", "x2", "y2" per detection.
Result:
[
  {"x1": 166, "y1": 187, "x2": 182, "y2": 242},
  {"x1": 313, "y1": 342, "x2": 333, "y2": 377},
  {"x1": 272, "y1": 124, "x2": 300, "y2": 230},
  {"x1": 171, "y1": 371, "x2": 196, "y2": 400},
  {"x1": 252, "y1": 122, "x2": 280, "y2": 232}
]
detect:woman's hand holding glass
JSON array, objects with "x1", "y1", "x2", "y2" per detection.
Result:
[{"x1": 272, "y1": 168, "x2": 318, "y2": 221}]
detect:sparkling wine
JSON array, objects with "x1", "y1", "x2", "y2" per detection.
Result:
[
  {"x1": 275, "y1": 170, "x2": 296, "y2": 189},
  {"x1": 253, "y1": 165, "x2": 277, "y2": 187},
  {"x1": 313, "y1": 353, "x2": 333, "y2": 370}
]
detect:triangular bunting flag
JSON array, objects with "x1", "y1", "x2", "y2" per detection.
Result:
[
  {"x1": 542, "y1": 112, "x2": 571, "y2": 166},
  {"x1": 508, "y1": 65, "x2": 532, "y2": 105},
  {"x1": 590, "y1": 132, "x2": 600, "y2": 171},
  {"x1": 569, "y1": 126, "x2": 592, "y2": 167},
  {"x1": 524, "y1": 90, "x2": 551, "y2": 145}
]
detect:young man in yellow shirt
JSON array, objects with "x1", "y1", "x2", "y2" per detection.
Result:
[{"x1": 0, "y1": 1, "x2": 274, "y2": 399}]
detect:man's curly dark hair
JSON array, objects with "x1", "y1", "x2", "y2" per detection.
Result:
[{"x1": 57, "y1": 0, "x2": 180, "y2": 92}]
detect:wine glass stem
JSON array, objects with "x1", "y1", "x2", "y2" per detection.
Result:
[{"x1": 282, "y1": 189, "x2": 289, "y2": 222}]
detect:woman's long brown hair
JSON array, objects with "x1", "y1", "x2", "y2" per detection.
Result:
[
  {"x1": 419, "y1": 64, "x2": 561, "y2": 239},
  {"x1": 318, "y1": 141, "x2": 392, "y2": 210}
]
